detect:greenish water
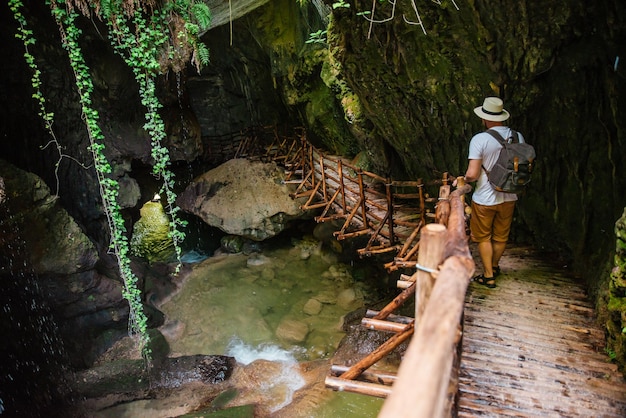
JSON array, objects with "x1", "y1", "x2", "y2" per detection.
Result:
[{"x1": 159, "y1": 236, "x2": 385, "y2": 417}]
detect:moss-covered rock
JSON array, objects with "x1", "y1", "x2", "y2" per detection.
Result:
[
  {"x1": 606, "y1": 208, "x2": 626, "y2": 372},
  {"x1": 131, "y1": 199, "x2": 175, "y2": 263}
]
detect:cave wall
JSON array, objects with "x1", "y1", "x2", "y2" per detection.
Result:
[
  {"x1": 2, "y1": 0, "x2": 626, "y2": 372},
  {"x1": 316, "y1": 2, "x2": 626, "y2": 289}
]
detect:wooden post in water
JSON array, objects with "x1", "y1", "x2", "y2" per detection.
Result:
[{"x1": 415, "y1": 223, "x2": 447, "y2": 322}]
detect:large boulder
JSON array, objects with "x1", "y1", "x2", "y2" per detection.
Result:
[
  {"x1": 177, "y1": 159, "x2": 309, "y2": 241},
  {"x1": 0, "y1": 159, "x2": 98, "y2": 275}
]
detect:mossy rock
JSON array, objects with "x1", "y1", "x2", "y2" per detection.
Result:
[{"x1": 131, "y1": 200, "x2": 175, "y2": 263}]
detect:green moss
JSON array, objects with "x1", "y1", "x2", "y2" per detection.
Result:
[
  {"x1": 604, "y1": 209, "x2": 626, "y2": 372},
  {"x1": 130, "y1": 200, "x2": 175, "y2": 263}
]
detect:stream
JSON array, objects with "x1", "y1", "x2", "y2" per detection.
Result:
[{"x1": 103, "y1": 231, "x2": 386, "y2": 417}]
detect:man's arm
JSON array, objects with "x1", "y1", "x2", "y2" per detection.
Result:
[{"x1": 464, "y1": 159, "x2": 482, "y2": 183}]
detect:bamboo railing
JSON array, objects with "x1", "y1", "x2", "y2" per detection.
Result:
[
  {"x1": 325, "y1": 183, "x2": 473, "y2": 415},
  {"x1": 378, "y1": 183, "x2": 474, "y2": 417},
  {"x1": 281, "y1": 134, "x2": 452, "y2": 264},
  {"x1": 236, "y1": 126, "x2": 475, "y2": 415}
]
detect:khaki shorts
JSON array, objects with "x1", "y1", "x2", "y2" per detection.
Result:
[{"x1": 470, "y1": 201, "x2": 516, "y2": 243}]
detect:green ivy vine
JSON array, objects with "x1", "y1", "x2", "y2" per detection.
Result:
[
  {"x1": 47, "y1": 0, "x2": 153, "y2": 359},
  {"x1": 10, "y1": 0, "x2": 213, "y2": 360}
]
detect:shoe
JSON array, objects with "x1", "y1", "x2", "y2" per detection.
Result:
[
  {"x1": 492, "y1": 266, "x2": 501, "y2": 277},
  {"x1": 474, "y1": 274, "x2": 496, "y2": 288}
]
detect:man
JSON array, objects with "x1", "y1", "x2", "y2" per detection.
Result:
[{"x1": 461, "y1": 97, "x2": 525, "y2": 288}]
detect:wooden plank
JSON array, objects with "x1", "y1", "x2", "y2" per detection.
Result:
[
  {"x1": 330, "y1": 365, "x2": 397, "y2": 386},
  {"x1": 365, "y1": 309, "x2": 413, "y2": 324},
  {"x1": 361, "y1": 318, "x2": 409, "y2": 333},
  {"x1": 339, "y1": 322, "x2": 414, "y2": 381}
]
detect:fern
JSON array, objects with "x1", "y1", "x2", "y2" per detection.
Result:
[
  {"x1": 191, "y1": 2, "x2": 212, "y2": 31},
  {"x1": 197, "y1": 42, "x2": 210, "y2": 65}
]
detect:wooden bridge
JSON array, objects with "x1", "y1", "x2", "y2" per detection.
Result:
[{"x1": 233, "y1": 126, "x2": 626, "y2": 417}]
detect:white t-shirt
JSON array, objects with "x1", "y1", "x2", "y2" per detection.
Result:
[{"x1": 468, "y1": 126, "x2": 526, "y2": 206}]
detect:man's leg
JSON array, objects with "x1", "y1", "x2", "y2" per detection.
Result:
[
  {"x1": 491, "y1": 240, "x2": 507, "y2": 270},
  {"x1": 470, "y1": 201, "x2": 496, "y2": 284},
  {"x1": 491, "y1": 201, "x2": 516, "y2": 271},
  {"x1": 478, "y1": 241, "x2": 494, "y2": 278}
]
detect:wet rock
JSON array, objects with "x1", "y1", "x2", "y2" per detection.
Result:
[
  {"x1": 72, "y1": 354, "x2": 235, "y2": 399},
  {"x1": 275, "y1": 318, "x2": 310, "y2": 344},
  {"x1": 303, "y1": 298, "x2": 323, "y2": 315},
  {"x1": 159, "y1": 320, "x2": 186, "y2": 345},
  {"x1": 337, "y1": 287, "x2": 364, "y2": 311},
  {"x1": 130, "y1": 199, "x2": 175, "y2": 263},
  {"x1": 225, "y1": 358, "x2": 306, "y2": 417},
  {"x1": 247, "y1": 253, "x2": 269, "y2": 266},
  {"x1": 0, "y1": 159, "x2": 98, "y2": 275},
  {"x1": 177, "y1": 159, "x2": 309, "y2": 241},
  {"x1": 221, "y1": 234, "x2": 245, "y2": 253},
  {"x1": 116, "y1": 173, "x2": 141, "y2": 209}
]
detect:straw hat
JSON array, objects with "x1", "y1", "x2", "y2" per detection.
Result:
[{"x1": 473, "y1": 97, "x2": 510, "y2": 122}]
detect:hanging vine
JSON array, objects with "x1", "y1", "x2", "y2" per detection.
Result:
[
  {"x1": 10, "y1": 0, "x2": 213, "y2": 360},
  {"x1": 8, "y1": 0, "x2": 90, "y2": 196},
  {"x1": 47, "y1": 0, "x2": 153, "y2": 359}
]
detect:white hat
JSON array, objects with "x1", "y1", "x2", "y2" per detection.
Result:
[{"x1": 473, "y1": 97, "x2": 510, "y2": 122}]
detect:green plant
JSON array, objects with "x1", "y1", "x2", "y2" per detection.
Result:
[
  {"x1": 9, "y1": 0, "x2": 89, "y2": 196},
  {"x1": 45, "y1": 0, "x2": 154, "y2": 359},
  {"x1": 11, "y1": 0, "x2": 213, "y2": 361},
  {"x1": 606, "y1": 347, "x2": 617, "y2": 361},
  {"x1": 332, "y1": 0, "x2": 350, "y2": 9},
  {"x1": 306, "y1": 29, "x2": 327, "y2": 45}
]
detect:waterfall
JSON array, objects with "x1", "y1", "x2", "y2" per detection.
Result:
[{"x1": 0, "y1": 192, "x2": 69, "y2": 417}]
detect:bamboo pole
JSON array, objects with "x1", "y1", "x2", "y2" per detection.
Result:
[
  {"x1": 415, "y1": 223, "x2": 447, "y2": 322},
  {"x1": 325, "y1": 376, "x2": 393, "y2": 398},
  {"x1": 361, "y1": 318, "x2": 408, "y2": 333},
  {"x1": 365, "y1": 309, "x2": 413, "y2": 324},
  {"x1": 357, "y1": 169, "x2": 368, "y2": 228},
  {"x1": 338, "y1": 159, "x2": 346, "y2": 213},
  {"x1": 330, "y1": 365, "x2": 397, "y2": 386},
  {"x1": 339, "y1": 322, "x2": 414, "y2": 380},
  {"x1": 378, "y1": 256, "x2": 473, "y2": 418},
  {"x1": 320, "y1": 155, "x2": 328, "y2": 202},
  {"x1": 386, "y1": 180, "x2": 395, "y2": 245},
  {"x1": 373, "y1": 282, "x2": 416, "y2": 320}
]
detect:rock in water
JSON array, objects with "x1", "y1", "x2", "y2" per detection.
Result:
[
  {"x1": 131, "y1": 200, "x2": 175, "y2": 263},
  {"x1": 177, "y1": 159, "x2": 309, "y2": 241}
]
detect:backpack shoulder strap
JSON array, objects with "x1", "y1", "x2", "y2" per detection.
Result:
[
  {"x1": 487, "y1": 129, "x2": 520, "y2": 144},
  {"x1": 486, "y1": 129, "x2": 506, "y2": 145},
  {"x1": 482, "y1": 129, "x2": 508, "y2": 174}
]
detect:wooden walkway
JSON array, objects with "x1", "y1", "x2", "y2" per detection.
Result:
[
  {"x1": 236, "y1": 125, "x2": 626, "y2": 416},
  {"x1": 459, "y1": 245, "x2": 626, "y2": 417}
]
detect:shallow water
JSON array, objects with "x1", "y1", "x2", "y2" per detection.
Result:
[{"x1": 158, "y1": 236, "x2": 384, "y2": 416}]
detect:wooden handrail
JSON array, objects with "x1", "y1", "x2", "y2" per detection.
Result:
[
  {"x1": 379, "y1": 183, "x2": 474, "y2": 418},
  {"x1": 236, "y1": 127, "x2": 477, "y2": 414}
]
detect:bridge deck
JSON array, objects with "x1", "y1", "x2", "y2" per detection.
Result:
[
  {"x1": 234, "y1": 126, "x2": 626, "y2": 415},
  {"x1": 459, "y1": 245, "x2": 626, "y2": 417}
]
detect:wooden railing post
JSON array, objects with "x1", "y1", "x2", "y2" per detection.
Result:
[
  {"x1": 357, "y1": 168, "x2": 368, "y2": 228},
  {"x1": 415, "y1": 223, "x2": 447, "y2": 322},
  {"x1": 386, "y1": 180, "x2": 395, "y2": 245}
]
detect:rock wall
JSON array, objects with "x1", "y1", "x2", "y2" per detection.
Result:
[
  {"x1": 605, "y1": 209, "x2": 626, "y2": 372},
  {"x1": 2, "y1": 0, "x2": 626, "y2": 373}
]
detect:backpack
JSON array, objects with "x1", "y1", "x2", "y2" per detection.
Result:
[{"x1": 482, "y1": 129, "x2": 536, "y2": 194}]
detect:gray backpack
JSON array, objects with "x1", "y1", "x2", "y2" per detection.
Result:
[{"x1": 482, "y1": 129, "x2": 536, "y2": 194}]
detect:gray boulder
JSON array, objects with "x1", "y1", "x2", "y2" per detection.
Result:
[
  {"x1": 177, "y1": 159, "x2": 309, "y2": 241},
  {"x1": 0, "y1": 159, "x2": 98, "y2": 275}
]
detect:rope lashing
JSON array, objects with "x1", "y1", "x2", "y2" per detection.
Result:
[{"x1": 415, "y1": 263, "x2": 439, "y2": 278}]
